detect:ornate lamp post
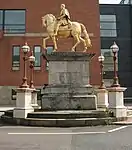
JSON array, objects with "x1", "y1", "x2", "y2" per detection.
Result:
[
  {"x1": 20, "y1": 42, "x2": 30, "y2": 88},
  {"x1": 110, "y1": 42, "x2": 120, "y2": 87},
  {"x1": 29, "y1": 51, "x2": 35, "y2": 89},
  {"x1": 98, "y1": 55, "x2": 105, "y2": 89}
]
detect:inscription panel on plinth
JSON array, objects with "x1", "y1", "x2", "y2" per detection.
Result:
[{"x1": 45, "y1": 52, "x2": 95, "y2": 85}]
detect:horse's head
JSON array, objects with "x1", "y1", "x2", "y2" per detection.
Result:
[{"x1": 42, "y1": 14, "x2": 56, "y2": 27}]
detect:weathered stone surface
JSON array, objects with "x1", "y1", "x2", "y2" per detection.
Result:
[
  {"x1": 42, "y1": 93, "x2": 97, "y2": 110},
  {"x1": 45, "y1": 52, "x2": 94, "y2": 85},
  {"x1": 44, "y1": 52, "x2": 95, "y2": 61},
  {"x1": 41, "y1": 52, "x2": 97, "y2": 111},
  {"x1": 41, "y1": 84, "x2": 93, "y2": 94},
  {"x1": 49, "y1": 72, "x2": 89, "y2": 85}
]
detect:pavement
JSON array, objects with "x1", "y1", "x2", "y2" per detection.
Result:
[
  {"x1": 0, "y1": 106, "x2": 14, "y2": 117},
  {"x1": 0, "y1": 106, "x2": 132, "y2": 149},
  {"x1": 0, "y1": 106, "x2": 14, "y2": 112},
  {"x1": 113, "y1": 116, "x2": 132, "y2": 125},
  {"x1": 0, "y1": 125, "x2": 132, "y2": 150}
]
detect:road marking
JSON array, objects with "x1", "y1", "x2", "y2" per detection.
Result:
[
  {"x1": 108, "y1": 126, "x2": 127, "y2": 133},
  {"x1": 0, "y1": 126, "x2": 45, "y2": 129},
  {"x1": 8, "y1": 131, "x2": 106, "y2": 135}
]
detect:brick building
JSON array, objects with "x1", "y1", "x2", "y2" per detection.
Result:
[{"x1": 0, "y1": 0, "x2": 101, "y2": 106}]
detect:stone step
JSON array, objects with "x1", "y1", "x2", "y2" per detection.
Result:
[
  {"x1": 27, "y1": 110, "x2": 113, "y2": 119},
  {"x1": 4, "y1": 110, "x2": 13, "y2": 117},
  {"x1": 1, "y1": 115, "x2": 116, "y2": 127}
]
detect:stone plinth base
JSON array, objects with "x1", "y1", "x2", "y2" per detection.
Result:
[
  {"x1": 109, "y1": 106, "x2": 127, "y2": 119},
  {"x1": 13, "y1": 107, "x2": 34, "y2": 119},
  {"x1": 42, "y1": 52, "x2": 96, "y2": 111},
  {"x1": 31, "y1": 90, "x2": 39, "y2": 109},
  {"x1": 107, "y1": 87, "x2": 127, "y2": 118},
  {"x1": 13, "y1": 88, "x2": 34, "y2": 118},
  {"x1": 42, "y1": 84, "x2": 97, "y2": 110},
  {"x1": 96, "y1": 89, "x2": 108, "y2": 108}
]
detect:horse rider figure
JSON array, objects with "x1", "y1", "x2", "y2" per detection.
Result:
[{"x1": 54, "y1": 4, "x2": 72, "y2": 36}]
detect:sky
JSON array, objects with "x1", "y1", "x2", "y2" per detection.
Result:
[{"x1": 99, "y1": 0, "x2": 121, "y2": 4}]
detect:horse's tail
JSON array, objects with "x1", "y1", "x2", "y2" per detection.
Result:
[{"x1": 80, "y1": 23, "x2": 92, "y2": 48}]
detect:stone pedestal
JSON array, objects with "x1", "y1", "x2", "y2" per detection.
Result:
[
  {"x1": 107, "y1": 87, "x2": 127, "y2": 119},
  {"x1": 13, "y1": 88, "x2": 34, "y2": 118},
  {"x1": 31, "y1": 90, "x2": 39, "y2": 109},
  {"x1": 41, "y1": 52, "x2": 97, "y2": 110},
  {"x1": 96, "y1": 89, "x2": 109, "y2": 108}
]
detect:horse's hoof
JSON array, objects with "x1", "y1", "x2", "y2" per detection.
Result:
[
  {"x1": 71, "y1": 49, "x2": 75, "y2": 52},
  {"x1": 53, "y1": 50, "x2": 57, "y2": 52},
  {"x1": 83, "y1": 50, "x2": 87, "y2": 53}
]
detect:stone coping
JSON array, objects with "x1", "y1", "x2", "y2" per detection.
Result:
[
  {"x1": 95, "y1": 88, "x2": 108, "y2": 93},
  {"x1": 16, "y1": 88, "x2": 35, "y2": 93},
  {"x1": 43, "y1": 84, "x2": 92, "y2": 88},
  {"x1": 31, "y1": 110, "x2": 106, "y2": 114},
  {"x1": 107, "y1": 87, "x2": 127, "y2": 92},
  {"x1": 73, "y1": 95, "x2": 96, "y2": 98},
  {"x1": 13, "y1": 88, "x2": 39, "y2": 93},
  {"x1": 42, "y1": 52, "x2": 95, "y2": 61},
  {"x1": 32, "y1": 89, "x2": 40, "y2": 93}
]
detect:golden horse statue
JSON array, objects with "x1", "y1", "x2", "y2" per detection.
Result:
[{"x1": 42, "y1": 14, "x2": 92, "y2": 52}]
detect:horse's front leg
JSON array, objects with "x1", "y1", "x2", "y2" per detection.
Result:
[
  {"x1": 42, "y1": 36, "x2": 50, "y2": 49},
  {"x1": 51, "y1": 36, "x2": 58, "y2": 52}
]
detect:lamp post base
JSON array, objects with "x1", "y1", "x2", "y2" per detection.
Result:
[
  {"x1": 20, "y1": 78, "x2": 29, "y2": 88},
  {"x1": 30, "y1": 84, "x2": 35, "y2": 89},
  {"x1": 107, "y1": 87, "x2": 127, "y2": 118},
  {"x1": 96, "y1": 88, "x2": 109, "y2": 108},
  {"x1": 111, "y1": 77, "x2": 120, "y2": 87},
  {"x1": 30, "y1": 83, "x2": 35, "y2": 89},
  {"x1": 99, "y1": 84, "x2": 106, "y2": 89},
  {"x1": 111, "y1": 84, "x2": 120, "y2": 88}
]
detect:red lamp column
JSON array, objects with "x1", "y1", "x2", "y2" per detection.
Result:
[
  {"x1": 29, "y1": 51, "x2": 35, "y2": 89},
  {"x1": 110, "y1": 42, "x2": 120, "y2": 87},
  {"x1": 20, "y1": 42, "x2": 30, "y2": 88},
  {"x1": 98, "y1": 55, "x2": 105, "y2": 89}
]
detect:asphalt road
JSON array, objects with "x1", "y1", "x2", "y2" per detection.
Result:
[{"x1": 0, "y1": 124, "x2": 132, "y2": 150}]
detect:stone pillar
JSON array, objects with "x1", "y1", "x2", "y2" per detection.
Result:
[
  {"x1": 41, "y1": 52, "x2": 97, "y2": 110},
  {"x1": 13, "y1": 88, "x2": 34, "y2": 118},
  {"x1": 107, "y1": 87, "x2": 127, "y2": 119},
  {"x1": 96, "y1": 89, "x2": 108, "y2": 108},
  {"x1": 31, "y1": 90, "x2": 39, "y2": 109}
]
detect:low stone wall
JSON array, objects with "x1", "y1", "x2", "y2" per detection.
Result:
[
  {"x1": 0, "y1": 86, "x2": 42, "y2": 107},
  {"x1": 0, "y1": 86, "x2": 16, "y2": 106}
]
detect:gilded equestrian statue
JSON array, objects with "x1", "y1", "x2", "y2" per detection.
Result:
[{"x1": 42, "y1": 4, "x2": 92, "y2": 52}]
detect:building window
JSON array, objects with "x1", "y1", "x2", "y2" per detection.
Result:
[
  {"x1": 100, "y1": 15, "x2": 117, "y2": 37},
  {"x1": 46, "y1": 46, "x2": 54, "y2": 54},
  {"x1": 34, "y1": 46, "x2": 41, "y2": 70},
  {"x1": 0, "y1": 11, "x2": 3, "y2": 30},
  {"x1": 12, "y1": 46, "x2": 20, "y2": 71},
  {"x1": 101, "y1": 49, "x2": 118, "y2": 79},
  {"x1": 120, "y1": 0, "x2": 132, "y2": 4},
  {"x1": 45, "y1": 46, "x2": 54, "y2": 71},
  {"x1": 0, "y1": 10, "x2": 25, "y2": 34}
]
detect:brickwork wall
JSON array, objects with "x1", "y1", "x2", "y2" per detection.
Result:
[{"x1": 0, "y1": 0, "x2": 101, "y2": 87}]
